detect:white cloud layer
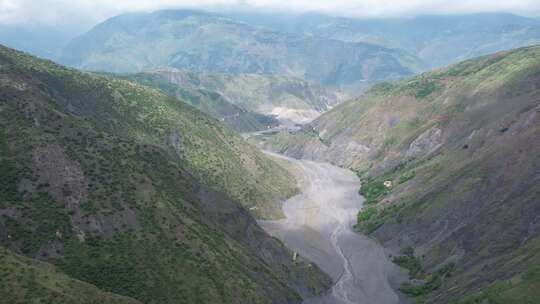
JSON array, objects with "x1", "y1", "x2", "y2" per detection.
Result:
[{"x1": 1, "y1": 0, "x2": 540, "y2": 27}]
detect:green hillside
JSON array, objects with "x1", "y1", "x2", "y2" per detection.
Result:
[
  {"x1": 121, "y1": 72, "x2": 279, "y2": 132},
  {"x1": 2, "y1": 45, "x2": 298, "y2": 219},
  {"x1": 259, "y1": 45, "x2": 540, "y2": 302},
  {"x1": 0, "y1": 247, "x2": 141, "y2": 304},
  {"x1": 0, "y1": 44, "x2": 331, "y2": 303},
  {"x1": 128, "y1": 70, "x2": 348, "y2": 125}
]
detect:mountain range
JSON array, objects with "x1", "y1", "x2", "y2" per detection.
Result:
[
  {"x1": 4, "y1": 10, "x2": 539, "y2": 99},
  {"x1": 228, "y1": 12, "x2": 540, "y2": 68},
  {"x1": 58, "y1": 10, "x2": 423, "y2": 92},
  {"x1": 2, "y1": 6, "x2": 540, "y2": 304}
]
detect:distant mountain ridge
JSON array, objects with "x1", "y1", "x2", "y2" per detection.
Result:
[
  {"x1": 6, "y1": 11, "x2": 540, "y2": 80},
  {"x1": 0, "y1": 25, "x2": 81, "y2": 60},
  {"x1": 228, "y1": 12, "x2": 540, "y2": 68},
  {"x1": 59, "y1": 9, "x2": 424, "y2": 92}
]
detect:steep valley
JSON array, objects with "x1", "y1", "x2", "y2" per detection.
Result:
[
  {"x1": 2, "y1": 6, "x2": 540, "y2": 304},
  {"x1": 258, "y1": 45, "x2": 540, "y2": 303},
  {"x1": 0, "y1": 44, "x2": 332, "y2": 303}
]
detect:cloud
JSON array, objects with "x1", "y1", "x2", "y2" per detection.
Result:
[{"x1": 1, "y1": 0, "x2": 539, "y2": 27}]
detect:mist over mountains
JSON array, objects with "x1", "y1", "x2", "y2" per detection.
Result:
[{"x1": 1, "y1": 4, "x2": 540, "y2": 304}]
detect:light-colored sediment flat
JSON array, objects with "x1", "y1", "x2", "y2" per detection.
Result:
[{"x1": 260, "y1": 153, "x2": 408, "y2": 304}]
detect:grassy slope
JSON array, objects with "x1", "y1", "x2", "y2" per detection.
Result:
[
  {"x1": 263, "y1": 45, "x2": 540, "y2": 302},
  {"x1": 0, "y1": 44, "x2": 331, "y2": 303},
  {"x1": 0, "y1": 247, "x2": 141, "y2": 304},
  {"x1": 120, "y1": 72, "x2": 279, "y2": 132},
  {"x1": 451, "y1": 266, "x2": 540, "y2": 304},
  {"x1": 1, "y1": 45, "x2": 297, "y2": 219}
]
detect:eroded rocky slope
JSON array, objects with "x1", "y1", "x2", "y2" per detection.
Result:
[{"x1": 258, "y1": 45, "x2": 540, "y2": 302}]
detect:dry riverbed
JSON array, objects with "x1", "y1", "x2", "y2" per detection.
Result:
[{"x1": 260, "y1": 153, "x2": 409, "y2": 304}]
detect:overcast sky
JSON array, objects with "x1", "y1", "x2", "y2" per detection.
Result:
[{"x1": 1, "y1": 0, "x2": 540, "y2": 28}]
